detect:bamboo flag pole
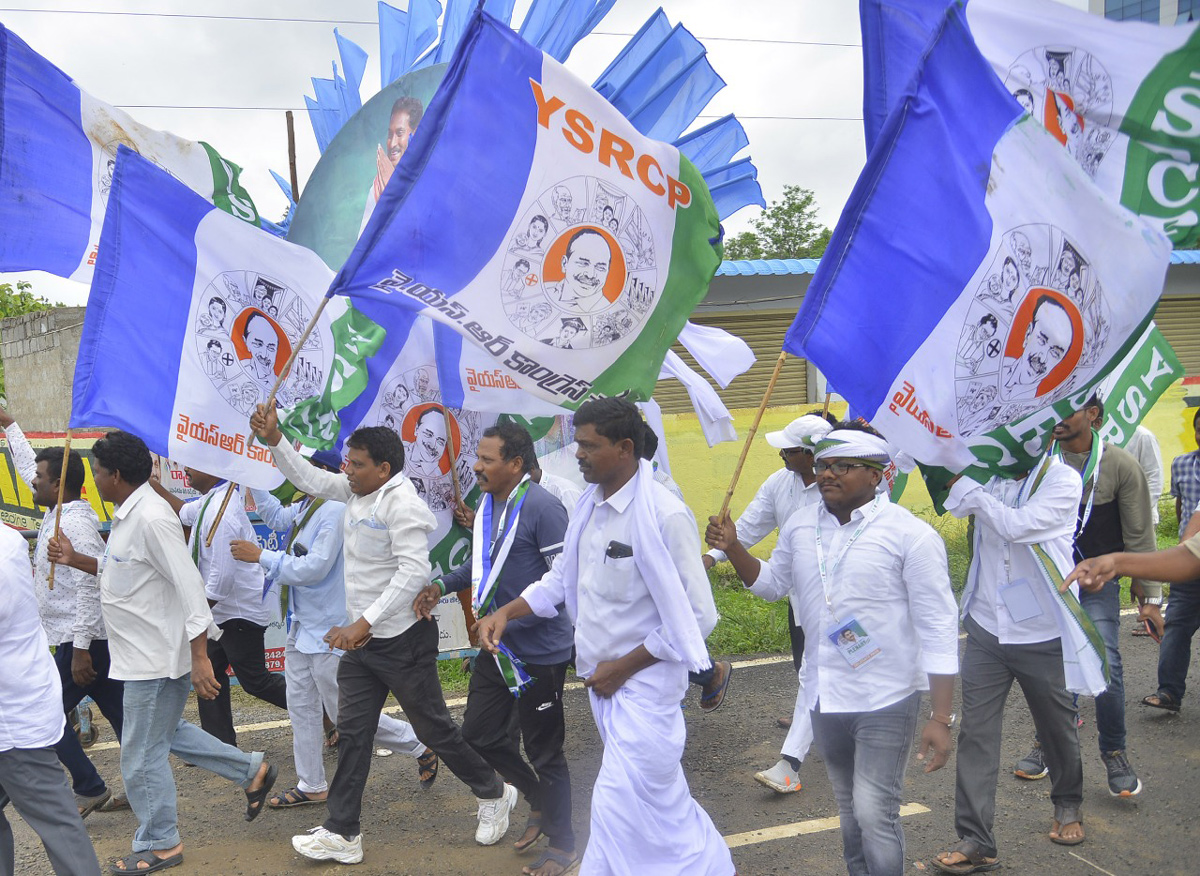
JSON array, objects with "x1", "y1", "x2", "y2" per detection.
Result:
[
  {"x1": 204, "y1": 482, "x2": 238, "y2": 548},
  {"x1": 717, "y1": 351, "x2": 788, "y2": 521},
  {"x1": 46, "y1": 429, "x2": 73, "y2": 590}
]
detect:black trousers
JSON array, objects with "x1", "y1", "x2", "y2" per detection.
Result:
[
  {"x1": 52, "y1": 640, "x2": 124, "y2": 797},
  {"x1": 325, "y1": 618, "x2": 501, "y2": 838},
  {"x1": 197, "y1": 618, "x2": 288, "y2": 746},
  {"x1": 462, "y1": 654, "x2": 574, "y2": 852}
]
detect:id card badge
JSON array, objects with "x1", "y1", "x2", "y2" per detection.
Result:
[
  {"x1": 999, "y1": 578, "x2": 1043, "y2": 623},
  {"x1": 828, "y1": 619, "x2": 882, "y2": 669}
]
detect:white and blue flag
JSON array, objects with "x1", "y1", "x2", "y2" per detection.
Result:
[{"x1": 787, "y1": 5, "x2": 1170, "y2": 483}]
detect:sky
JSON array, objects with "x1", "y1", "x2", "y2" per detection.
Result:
[{"x1": 0, "y1": 0, "x2": 1088, "y2": 307}]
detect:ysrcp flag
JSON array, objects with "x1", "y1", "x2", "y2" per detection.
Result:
[
  {"x1": 71, "y1": 148, "x2": 376, "y2": 490},
  {"x1": 328, "y1": 10, "x2": 722, "y2": 409},
  {"x1": 788, "y1": 5, "x2": 1171, "y2": 481},
  {"x1": 861, "y1": 0, "x2": 1200, "y2": 246},
  {"x1": 0, "y1": 23, "x2": 260, "y2": 283}
]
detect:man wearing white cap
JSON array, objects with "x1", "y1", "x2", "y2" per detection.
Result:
[
  {"x1": 708, "y1": 423, "x2": 959, "y2": 876},
  {"x1": 703, "y1": 412, "x2": 834, "y2": 791}
]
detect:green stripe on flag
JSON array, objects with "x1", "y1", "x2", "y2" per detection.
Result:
[
  {"x1": 1031, "y1": 543, "x2": 1110, "y2": 685},
  {"x1": 587, "y1": 154, "x2": 722, "y2": 404},
  {"x1": 279, "y1": 303, "x2": 387, "y2": 449},
  {"x1": 200, "y1": 141, "x2": 261, "y2": 226}
]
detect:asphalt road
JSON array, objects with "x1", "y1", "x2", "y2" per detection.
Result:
[{"x1": 10, "y1": 614, "x2": 1198, "y2": 876}]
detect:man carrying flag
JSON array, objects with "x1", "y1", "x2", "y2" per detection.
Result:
[
  {"x1": 412, "y1": 421, "x2": 577, "y2": 875},
  {"x1": 249, "y1": 407, "x2": 514, "y2": 864},
  {"x1": 931, "y1": 450, "x2": 1091, "y2": 873},
  {"x1": 476, "y1": 398, "x2": 734, "y2": 876}
]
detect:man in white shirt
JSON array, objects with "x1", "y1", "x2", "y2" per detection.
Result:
[
  {"x1": 708, "y1": 426, "x2": 958, "y2": 876},
  {"x1": 248, "y1": 410, "x2": 512, "y2": 865},
  {"x1": 0, "y1": 523, "x2": 102, "y2": 876},
  {"x1": 477, "y1": 398, "x2": 735, "y2": 876},
  {"x1": 703, "y1": 413, "x2": 834, "y2": 791},
  {"x1": 48, "y1": 431, "x2": 275, "y2": 875},
  {"x1": 151, "y1": 471, "x2": 287, "y2": 746},
  {"x1": 931, "y1": 457, "x2": 1091, "y2": 874},
  {"x1": 235, "y1": 450, "x2": 432, "y2": 809},
  {"x1": 0, "y1": 409, "x2": 124, "y2": 816},
  {"x1": 530, "y1": 462, "x2": 582, "y2": 515}
]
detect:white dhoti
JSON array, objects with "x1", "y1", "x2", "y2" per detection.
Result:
[
  {"x1": 583, "y1": 676, "x2": 734, "y2": 876},
  {"x1": 781, "y1": 659, "x2": 814, "y2": 762}
]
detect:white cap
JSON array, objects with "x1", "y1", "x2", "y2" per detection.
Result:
[{"x1": 764, "y1": 414, "x2": 834, "y2": 450}]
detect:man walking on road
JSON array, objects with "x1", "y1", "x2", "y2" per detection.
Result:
[
  {"x1": 707, "y1": 425, "x2": 958, "y2": 876},
  {"x1": 49, "y1": 430, "x2": 276, "y2": 875},
  {"x1": 477, "y1": 398, "x2": 735, "y2": 876},
  {"x1": 414, "y1": 421, "x2": 577, "y2": 876},
  {"x1": 249, "y1": 407, "x2": 513, "y2": 865},
  {"x1": 931, "y1": 452, "x2": 1095, "y2": 874},
  {"x1": 0, "y1": 407, "x2": 126, "y2": 816}
]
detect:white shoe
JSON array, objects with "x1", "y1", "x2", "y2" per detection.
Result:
[
  {"x1": 292, "y1": 826, "x2": 364, "y2": 864},
  {"x1": 475, "y1": 783, "x2": 518, "y2": 845},
  {"x1": 754, "y1": 759, "x2": 802, "y2": 794}
]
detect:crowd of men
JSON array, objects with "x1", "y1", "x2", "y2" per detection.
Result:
[{"x1": 1, "y1": 391, "x2": 1197, "y2": 876}]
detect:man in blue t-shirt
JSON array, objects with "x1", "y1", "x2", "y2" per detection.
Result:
[{"x1": 413, "y1": 421, "x2": 575, "y2": 876}]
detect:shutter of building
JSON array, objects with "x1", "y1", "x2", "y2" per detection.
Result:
[
  {"x1": 1153, "y1": 296, "x2": 1200, "y2": 377},
  {"x1": 653, "y1": 310, "x2": 808, "y2": 414}
]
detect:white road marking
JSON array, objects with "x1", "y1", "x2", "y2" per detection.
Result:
[{"x1": 724, "y1": 803, "x2": 931, "y2": 849}]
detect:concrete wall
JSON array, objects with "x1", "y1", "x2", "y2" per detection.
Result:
[{"x1": 0, "y1": 307, "x2": 87, "y2": 431}]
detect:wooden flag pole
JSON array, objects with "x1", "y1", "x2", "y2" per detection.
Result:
[
  {"x1": 265, "y1": 296, "x2": 330, "y2": 411},
  {"x1": 718, "y1": 351, "x2": 788, "y2": 521},
  {"x1": 821, "y1": 390, "x2": 833, "y2": 418},
  {"x1": 46, "y1": 429, "x2": 73, "y2": 590},
  {"x1": 204, "y1": 483, "x2": 238, "y2": 548},
  {"x1": 285, "y1": 110, "x2": 300, "y2": 202}
]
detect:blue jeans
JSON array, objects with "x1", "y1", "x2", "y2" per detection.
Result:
[
  {"x1": 121, "y1": 676, "x2": 262, "y2": 852},
  {"x1": 1158, "y1": 580, "x2": 1200, "y2": 703},
  {"x1": 1079, "y1": 580, "x2": 1125, "y2": 753},
  {"x1": 811, "y1": 691, "x2": 922, "y2": 876}
]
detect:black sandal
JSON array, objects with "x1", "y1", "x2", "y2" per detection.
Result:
[
  {"x1": 1141, "y1": 691, "x2": 1181, "y2": 712},
  {"x1": 417, "y1": 748, "x2": 439, "y2": 790},
  {"x1": 244, "y1": 763, "x2": 277, "y2": 822},
  {"x1": 514, "y1": 813, "x2": 544, "y2": 852}
]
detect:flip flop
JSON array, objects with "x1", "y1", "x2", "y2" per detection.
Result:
[
  {"x1": 77, "y1": 788, "x2": 112, "y2": 819},
  {"x1": 930, "y1": 842, "x2": 1000, "y2": 875},
  {"x1": 109, "y1": 850, "x2": 183, "y2": 874},
  {"x1": 513, "y1": 814, "x2": 543, "y2": 852},
  {"x1": 268, "y1": 787, "x2": 325, "y2": 808},
  {"x1": 417, "y1": 749, "x2": 439, "y2": 790},
  {"x1": 522, "y1": 848, "x2": 580, "y2": 876},
  {"x1": 244, "y1": 763, "x2": 278, "y2": 822},
  {"x1": 699, "y1": 661, "x2": 733, "y2": 712}
]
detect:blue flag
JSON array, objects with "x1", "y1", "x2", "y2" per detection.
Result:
[{"x1": 786, "y1": 4, "x2": 1169, "y2": 479}]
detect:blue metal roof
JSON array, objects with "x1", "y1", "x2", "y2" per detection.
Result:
[{"x1": 717, "y1": 250, "x2": 1200, "y2": 276}]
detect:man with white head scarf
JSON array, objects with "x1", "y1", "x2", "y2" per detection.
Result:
[
  {"x1": 702, "y1": 412, "x2": 834, "y2": 790},
  {"x1": 708, "y1": 423, "x2": 959, "y2": 876}
]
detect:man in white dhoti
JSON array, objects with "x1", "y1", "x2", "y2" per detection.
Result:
[
  {"x1": 708, "y1": 426, "x2": 958, "y2": 876},
  {"x1": 476, "y1": 397, "x2": 735, "y2": 876}
]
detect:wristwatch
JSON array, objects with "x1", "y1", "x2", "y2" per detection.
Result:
[{"x1": 930, "y1": 712, "x2": 957, "y2": 727}]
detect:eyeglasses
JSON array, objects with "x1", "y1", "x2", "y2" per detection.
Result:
[{"x1": 814, "y1": 461, "x2": 876, "y2": 476}]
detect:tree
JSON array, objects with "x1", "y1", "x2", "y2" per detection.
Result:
[
  {"x1": 0, "y1": 280, "x2": 58, "y2": 398},
  {"x1": 721, "y1": 185, "x2": 833, "y2": 261}
]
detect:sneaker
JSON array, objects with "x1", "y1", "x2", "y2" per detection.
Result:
[
  {"x1": 754, "y1": 760, "x2": 802, "y2": 794},
  {"x1": 1014, "y1": 744, "x2": 1048, "y2": 780},
  {"x1": 1101, "y1": 749, "x2": 1143, "y2": 797},
  {"x1": 291, "y1": 826, "x2": 364, "y2": 864},
  {"x1": 475, "y1": 783, "x2": 518, "y2": 846}
]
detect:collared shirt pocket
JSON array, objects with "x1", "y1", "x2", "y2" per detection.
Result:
[{"x1": 350, "y1": 516, "x2": 393, "y2": 562}]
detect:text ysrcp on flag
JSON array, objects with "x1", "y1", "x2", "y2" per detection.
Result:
[{"x1": 530, "y1": 80, "x2": 692, "y2": 210}]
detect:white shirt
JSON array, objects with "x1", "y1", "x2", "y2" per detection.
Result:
[
  {"x1": 270, "y1": 438, "x2": 436, "y2": 639},
  {"x1": 0, "y1": 524, "x2": 64, "y2": 751},
  {"x1": 522, "y1": 476, "x2": 716, "y2": 699},
  {"x1": 653, "y1": 466, "x2": 685, "y2": 501},
  {"x1": 944, "y1": 463, "x2": 1083, "y2": 645},
  {"x1": 100, "y1": 482, "x2": 215, "y2": 681},
  {"x1": 4, "y1": 422, "x2": 108, "y2": 649},
  {"x1": 707, "y1": 468, "x2": 820, "y2": 563},
  {"x1": 752, "y1": 496, "x2": 959, "y2": 713},
  {"x1": 179, "y1": 482, "x2": 271, "y2": 627},
  {"x1": 537, "y1": 471, "x2": 583, "y2": 517},
  {"x1": 1126, "y1": 425, "x2": 1163, "y2": 526}
]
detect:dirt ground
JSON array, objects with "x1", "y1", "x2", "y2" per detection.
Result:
[{"x1": 10, "y1": 614, "x2": 1200, "y2": 876}]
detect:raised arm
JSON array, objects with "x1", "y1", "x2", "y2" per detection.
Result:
[{"x1": 250, "y1": 405, "x2": 352, "y2": 502}]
